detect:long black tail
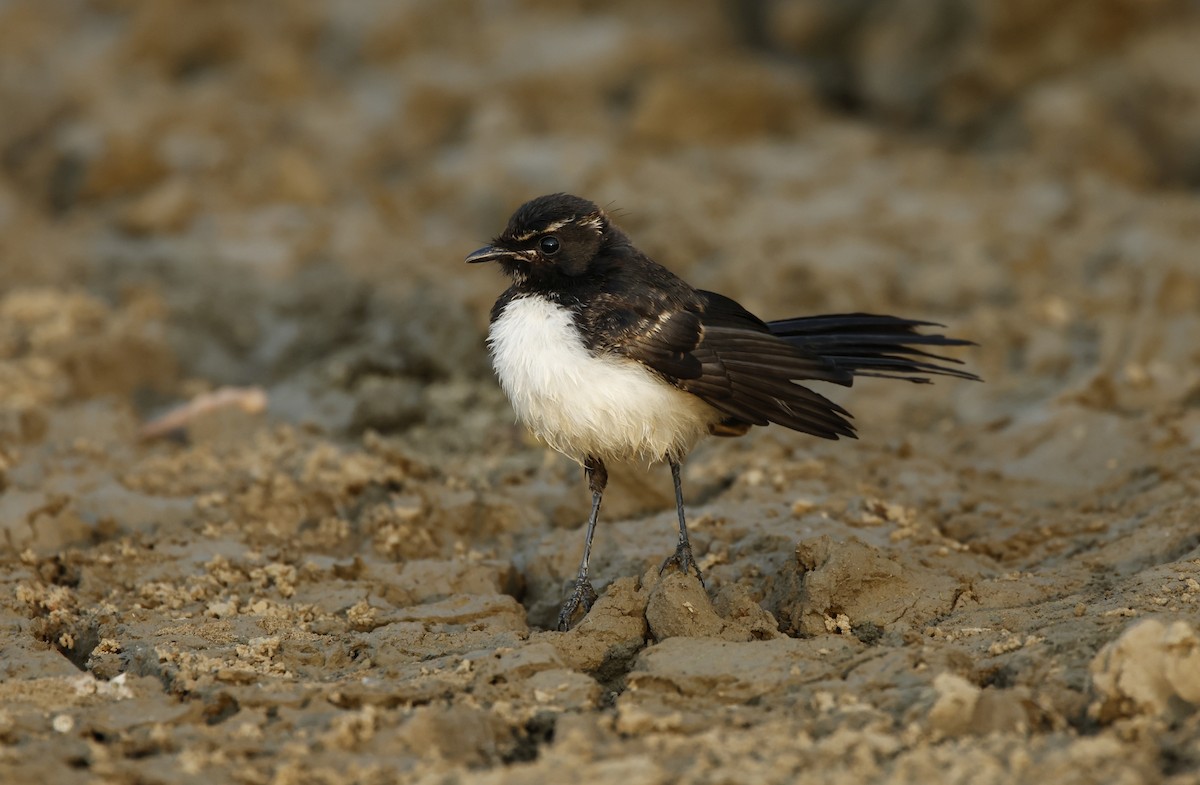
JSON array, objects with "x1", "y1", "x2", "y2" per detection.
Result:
[{"x1": 767, "y1": 313, "x2": 981, "y2": 384}]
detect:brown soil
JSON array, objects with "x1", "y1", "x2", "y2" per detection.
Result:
[{"x1": 2, "y1": 2, "x2": 1200, "y2": 783}]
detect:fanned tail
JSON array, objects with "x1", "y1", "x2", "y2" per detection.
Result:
[{"x1": 767, "y1": 313, "x2": 981, "y2": 384}]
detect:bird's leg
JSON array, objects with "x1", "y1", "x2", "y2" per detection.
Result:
[
  {"x1": 660, "y1": 457, "x2": 705, "y2": 586},
  {"x1": 557, "y1": 456, "x2": 607, "y2": 631}
]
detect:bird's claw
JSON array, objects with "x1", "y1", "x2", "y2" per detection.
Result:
[
  {"x1": 659, "y1": 543, "x2": 705, "y2": 587},
  {"x1": 557, "y1": 578, "x2": 598, "y2": 631}
]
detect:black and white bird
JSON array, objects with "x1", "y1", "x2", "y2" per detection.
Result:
[{"x1": 468, "y1": 193, "x2": 978, "y2": 630}]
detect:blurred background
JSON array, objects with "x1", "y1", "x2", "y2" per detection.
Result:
[
  {"x1": 3, "y1": 0, "x2": 1198, "y2": 451},
  {"x1": 0, "y1": 0, "x2": 1198, "y2": 564},
  {"x1": 4, "y1": 3, "x2": 1200, "y2": 779}
]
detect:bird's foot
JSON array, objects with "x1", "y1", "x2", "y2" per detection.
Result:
[
  {"x1": 556, "y1": 577, "x2": 599, "y2": 631},
  {"x1": 659, "y1": 543, "x2": 705, "y2": 587}
]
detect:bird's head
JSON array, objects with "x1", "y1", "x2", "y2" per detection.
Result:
[{"x1": 466, "y1": 193, "x2": 614, "y2": 284}]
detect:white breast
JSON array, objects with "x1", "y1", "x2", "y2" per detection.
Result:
[{"x1": 488, "y1": 295, "x2": 718, "y2": 463}]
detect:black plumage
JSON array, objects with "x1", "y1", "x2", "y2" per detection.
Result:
[{"x1": 467, "y1": 193, "x2": 979, "y2": 630}]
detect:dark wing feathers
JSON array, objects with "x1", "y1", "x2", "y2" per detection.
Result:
[
  {"x1": 703, "y1": 326, "x2": 851, "y2": 386},
  {"x1": 618, "y1": 309, "x2": 705, "y2": 379},
  {"x1": 614, "y1": 299, "x2": 859, "y2": 440},
  {"x1": 767, "y1": 312, "x2": 981, "y2": 383},
  {"x1": 694, "y1": 290, "x2": 769, "y2": 330},
  {"x1": 606, "y1": 295, "x2": 976, "y2": 442}
]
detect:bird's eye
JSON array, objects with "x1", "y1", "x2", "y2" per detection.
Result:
[{"x1": 538, "y1": 235, "x2": 560, "y2": 256}]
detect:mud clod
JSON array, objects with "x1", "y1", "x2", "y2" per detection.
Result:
[{"x1": 3, "y1": 2, "x2": 1200, "y2": 783}]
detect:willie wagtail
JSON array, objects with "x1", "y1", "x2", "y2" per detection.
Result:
[{"x1": 468, "y1": 193, "x2": 979, "y2": 630}]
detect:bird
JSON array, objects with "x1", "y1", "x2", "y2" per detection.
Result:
[{"x1": 467, "y1": 193, "x2": 979, "y2": 631}]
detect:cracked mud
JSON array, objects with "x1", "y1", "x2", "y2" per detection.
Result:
[{"x1": 2, "y1": 2, "x2": 1200, "y2": 783}]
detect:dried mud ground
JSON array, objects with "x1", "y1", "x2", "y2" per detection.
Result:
[{"x1": 3, "y1": 3, "x2": 1200, "y2": 784}]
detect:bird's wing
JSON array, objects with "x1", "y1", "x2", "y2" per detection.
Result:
[{"x1": 609, "y1": 293, "x2": 859, "y2": 440}]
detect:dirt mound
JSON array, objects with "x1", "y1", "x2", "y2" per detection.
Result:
[{"x1": 2, "y1": 1, "x2": 1200, "y2": 783}]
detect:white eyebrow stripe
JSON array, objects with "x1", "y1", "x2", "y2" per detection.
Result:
[
  {"x1": 510, "y1": 216, "x2": 577, "y2": 242},
  {"x1": 577, "y1": 214, "x2": 605, "y2": 232},
  {"x1": 540, "y1": 217, "x2": 575, "y2": 234}
]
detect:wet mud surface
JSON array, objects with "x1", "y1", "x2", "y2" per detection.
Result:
[{"x1": 2, "y1": 2, "x2": 1200, "y2": 783}]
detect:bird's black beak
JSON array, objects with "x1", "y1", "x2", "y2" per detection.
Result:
[{"x1": 466, "y1": 245, "x2": 512, "y2": 264}]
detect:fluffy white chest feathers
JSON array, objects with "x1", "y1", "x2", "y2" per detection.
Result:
[{"x1": 488, "y1": 295, "x2": 717, "y2": 463}]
